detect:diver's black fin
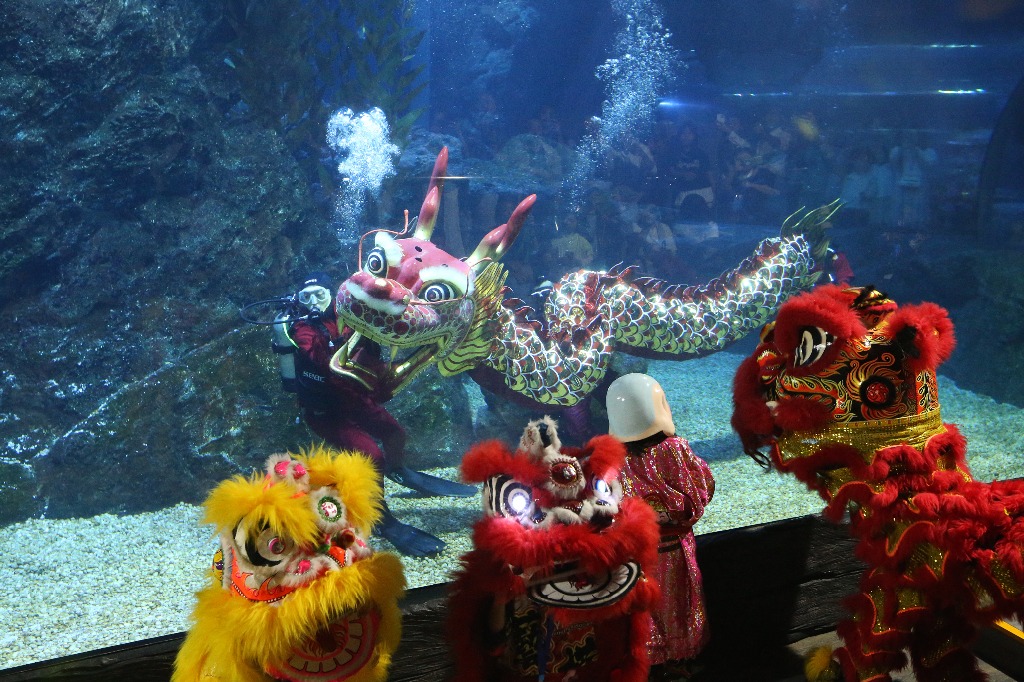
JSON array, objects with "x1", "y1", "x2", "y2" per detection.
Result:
[
  {"x1": 386, "y1": 465, "x2": 476, "y2": 498},
  {"x1": 377, "y1": 507, "x2": 446, "y2": 558}
]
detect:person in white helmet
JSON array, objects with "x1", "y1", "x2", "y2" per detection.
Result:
[{"x1": 606, "y1": 373, "x2": 716, "y2": 679}]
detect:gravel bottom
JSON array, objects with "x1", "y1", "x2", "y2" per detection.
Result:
[
  {"x1": 0, "y1": 503, "x2": 211, "y2": 670},
  {"x1": 3, "y1": 352, "x2": 1023, "y2": 669}
]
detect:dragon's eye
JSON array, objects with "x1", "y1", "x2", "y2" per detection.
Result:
[
  {"x1": 421, "y1": 281, "x2": 457, "y2": 302},
  {"x1": 794, "y1": 326, "x2": 834, "y2": 367},
  {"x1": 364, "y1": 247, "x2": 388, "y2": 276}
]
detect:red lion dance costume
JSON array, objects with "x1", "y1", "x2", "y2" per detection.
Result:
[
  {"x1": 731, "y1": 284, "x2": 1024, "y2": 682},
  {"x1": 448, "y1": 417, "x2": 661, "y2": 682}
]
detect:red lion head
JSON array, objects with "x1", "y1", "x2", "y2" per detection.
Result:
[
  {"x1": 732, "y1": 284, "x2": 956, "y2": 475},
  {"x1": 449, "y1": 417, "x2": 660, "y2": 682}
]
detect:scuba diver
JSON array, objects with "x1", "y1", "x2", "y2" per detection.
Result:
[{"x1": 248, "y1": 272, "x2": 473, "y2": 557}]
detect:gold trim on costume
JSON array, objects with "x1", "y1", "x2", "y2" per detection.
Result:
[
  {"x1": 777, "y1": 409, "x2": 946, "y2": 464},
  {"x1": 990, "y1": 558, "x2": 1024, "y2": 599}
]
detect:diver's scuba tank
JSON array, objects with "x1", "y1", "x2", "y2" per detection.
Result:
[
  {"x1": 242, "y1": 272, "x2": 332, "y2": 395},
  {"x1": 272, "y1": 311, "x2": 298, "y2": 393}
]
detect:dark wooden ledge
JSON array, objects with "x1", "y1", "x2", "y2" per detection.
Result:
[{"x1": 1, "y1": 514, "x2": 1018, "y2": 681}]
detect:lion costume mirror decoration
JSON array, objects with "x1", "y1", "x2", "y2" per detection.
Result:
[{"x1": 731, "y1": 284, "x2": 1024, "y2": 682}]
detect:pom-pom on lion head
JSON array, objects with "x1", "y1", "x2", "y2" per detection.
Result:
[
  {"x1": 732, "y1": 285, "x2": 955, "y2": 470},
  {"x1": 517, "y1": 415, "x2": 590, "y2": 503}
]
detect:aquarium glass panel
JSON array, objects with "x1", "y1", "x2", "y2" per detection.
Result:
[{"x1": 2, "y1": 0, "x2": 1024, "y2": 669}]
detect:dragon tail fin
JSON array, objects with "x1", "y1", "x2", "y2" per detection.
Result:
[{"x1": 782, "y1": 199, "x2": 842, "y2": 262}]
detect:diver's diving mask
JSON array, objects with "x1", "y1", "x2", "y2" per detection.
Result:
[{"x1": 298, "y1": 285, "x2": 332, "y2": 313}]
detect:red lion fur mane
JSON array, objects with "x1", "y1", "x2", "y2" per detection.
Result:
[
  {"x1": 449, "y1": 433, "x2": 660, "y2": 682},
  {"x1": 731, "y1": 284, "x2": 1024, "y2": 682}
]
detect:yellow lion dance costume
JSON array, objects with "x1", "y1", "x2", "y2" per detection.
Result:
[{"x1": 173, "y1": 446, "x2": 406, "y2": 682}]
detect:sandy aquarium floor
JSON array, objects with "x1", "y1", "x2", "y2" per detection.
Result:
[{"x1": 3, "y1": 352, "x2": 1024, "y2": 669}]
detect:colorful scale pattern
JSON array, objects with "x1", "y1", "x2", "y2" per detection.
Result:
[{"x1": 482, "y1": 233, "x2": 820, "y2": 406}]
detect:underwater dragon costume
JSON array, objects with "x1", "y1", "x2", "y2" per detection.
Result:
[
  {"x1": 330, "y1": 147, "x2": 838, "y2": 408},
  {"x1": 173, "y1": 446, "x2": 405, "y2": 682},
  {"x1": 731, "y1": 285, "x2": 1024, "y2": 682},
  {"x1": 449, "y1": 416, "x2": 661, "y2": 682}
]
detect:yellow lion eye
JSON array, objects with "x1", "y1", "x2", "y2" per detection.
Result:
[{"x1": 253, "y1": 527, "x2": 292, "y2": 563}]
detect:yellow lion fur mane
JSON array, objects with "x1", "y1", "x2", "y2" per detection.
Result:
[{"x1": 172, "y1": 445, "x2": 405, "y2": 682}]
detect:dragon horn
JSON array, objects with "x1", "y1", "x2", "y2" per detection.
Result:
[
  {"x1": 414, "y1": 147, "x2": 449, "y2": 240},
  {"x1": 467, "y1": 194, "x2": 537, "y2": 271}
]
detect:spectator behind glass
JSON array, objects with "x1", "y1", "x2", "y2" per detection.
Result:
[
  {"x1": 462, "y1": 91, "x2": 504, "y2": 158},
  {"x1": 889, "y1": 130, "x2": 937, "y2": 230},
  {"x1": 545, "y1": 212, "x2": 595, "y2": 276},
  {"x1": 662, "y1": 123, "x2": 715, "y2": 219},
  {"x1": 713, "y1": 113, "x2": 753, "y2": 175},
  {"x1": 785, "y1": 110, "x2": 834, "y2": 212},
  {"x1": 748, "y1": 135, "x2": 786, "y2": 225},
  {"x1": 838, "y1": 146, "x2": 876, "y2": 228},
  {"x1": 607, "y1": 132, "x2": 659, "y2": 203},
  {"x1": 631, "y1": 206, "x2": 677, "y2": 276},
  {"x1": 536, "y1": 104, "x2": 564, "y2": 145},
  {"x1": 720, "y1": 148, "x2": 783, "y2": 225},
  {"x1": 868, "y1": 141, "x2": 897, "y2": 228}
]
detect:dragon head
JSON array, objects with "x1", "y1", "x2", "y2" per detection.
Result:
[
  {"x1": 332, "y1": 147, "x2": 536, "y2": 395},
  {"x1": 731, "y1": 284, "x2": 956, "y2": 470}
]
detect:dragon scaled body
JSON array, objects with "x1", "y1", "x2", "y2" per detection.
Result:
[{"x1": 332, "y1": 147, "x2": 837, "y2": 407}]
